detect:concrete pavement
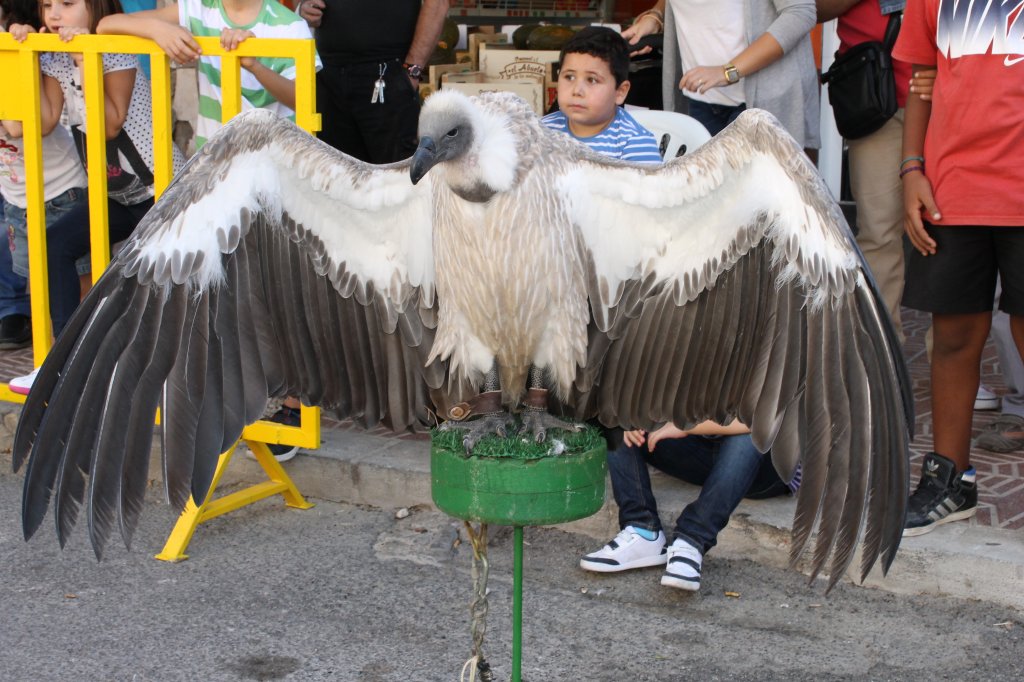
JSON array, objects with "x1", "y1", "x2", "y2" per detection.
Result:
[{"x1": 215, "y1": 420, "x2": 1024, "y2": 612}]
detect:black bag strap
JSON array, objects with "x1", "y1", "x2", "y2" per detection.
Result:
[{"x1": 882, "y1": 12, "x2": 902, "y2": 53}]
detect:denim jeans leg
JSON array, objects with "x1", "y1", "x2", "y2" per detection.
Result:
[
  {"x1": 607, "y1": 442, "x2": 663, "y2": 534},
  {"x1": 0, "y1": 226, "x2": 29, "y2": 319},
  {"x1": 649, "y1": 435, "x2": 765, "y2": 553},
  {"x1": 1, "y1": 201, "x2": 30, "y2": 318}
]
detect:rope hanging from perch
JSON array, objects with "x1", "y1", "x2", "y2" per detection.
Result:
[{"x1": 460, "y1": 521, "x2": 495, "y2": 682}]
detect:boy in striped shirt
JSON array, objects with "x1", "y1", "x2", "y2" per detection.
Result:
[
  {"x1": 542, "y1": 26, "x2": 662, "y2": 163},
  {"x1": 99, "y1": 0, "x2": 322, "y2": 149}
]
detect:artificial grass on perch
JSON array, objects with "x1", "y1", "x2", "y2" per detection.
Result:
[{"x1": 431, "y1": 425, "x2": 608, "y2": 681}]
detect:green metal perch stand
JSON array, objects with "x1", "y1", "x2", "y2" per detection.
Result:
[{"x1": 431, "y1": 428, "x2": 607, "y2": 681}]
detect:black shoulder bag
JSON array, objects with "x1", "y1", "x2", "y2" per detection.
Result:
[{"x1": 821, "y1": 12, "x2": 902, "y2": 140}]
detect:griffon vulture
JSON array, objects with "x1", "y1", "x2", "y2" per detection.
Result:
[{"x1": 13, "y1": 91, "x2": 912, "y2": 590}]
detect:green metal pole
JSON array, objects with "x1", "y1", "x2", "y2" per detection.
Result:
[{"x1": 512, "y1": 525, "x2": 524, "y2": 682}]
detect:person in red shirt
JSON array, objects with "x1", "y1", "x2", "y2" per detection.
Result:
[{"x1": 895, "y1": 0, "x2": 1024, "y2": 536}]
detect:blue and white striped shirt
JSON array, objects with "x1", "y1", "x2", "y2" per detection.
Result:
[{"x1": 542, "y1": 107, "x2": 663, "y2": 163}]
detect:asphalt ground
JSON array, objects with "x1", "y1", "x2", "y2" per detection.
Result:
[{"x1": 2, "y1": 469, "x2": 1023, "y2": 682}]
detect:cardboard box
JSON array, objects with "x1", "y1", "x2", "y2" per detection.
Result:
[
  {"x1": 467, "y1": 32, "x2": 509, "y2": 70},
  {"x1": 442, "y1": 70, "x2": 487, "y2": 84},
  {"x1": 443, "y1": 81, "x2": 546, "y2": 117},
  {"x1": 429, "y1": 63, "x2": 481, "y2": 90},
  {"x1": 478, "y1": 45, "x2": 560, "y2": 87}
]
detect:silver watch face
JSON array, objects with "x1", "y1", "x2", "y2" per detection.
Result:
[{"x1": 408, "y1": 65, "x2": 423, "y2": 79}]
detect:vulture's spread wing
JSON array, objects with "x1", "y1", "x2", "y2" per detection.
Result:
[
  {"x1": 566, "y1": 110, "x2": 912, "y2": 589},
  {"x1": 14, "y1": 111, "x2": 440, "y2": 556}
]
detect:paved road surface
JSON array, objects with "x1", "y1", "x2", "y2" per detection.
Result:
[{"x1": 2, "y1": 471, "x2": 1022, "y2": 681}]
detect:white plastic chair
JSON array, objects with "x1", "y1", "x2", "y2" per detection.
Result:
[{"x1": 628, "y1": 108, "x2": 712, "y2": 160}]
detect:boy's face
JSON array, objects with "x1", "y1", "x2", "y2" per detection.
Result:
[
  {"x1": 41, "y1": 0, "x2": 91, "y2": 33},
  {"x1": 556, "y1": 51, "x2": 630, "y2": 137}
]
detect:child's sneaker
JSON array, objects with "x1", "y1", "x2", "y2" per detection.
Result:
[
  {"x1": 903, "y1": 452, "x2": 978, "y2": 537},
  {"x1": 974, "y1": 385, "x2": 1000, "y2": 411},
  {"x1": 661, "y1": 537, "x2": 703, "y2": 591},
  {"x1": 9, "y1": 367, "x2": 40, "y2": 395},
  {"x1": 580, "y1": 526, "x2": 667, "y2": 572}
]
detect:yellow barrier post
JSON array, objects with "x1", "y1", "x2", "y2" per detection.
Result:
[{"x1": 0, "y1": 34, "x2": 322, "y2": 559}]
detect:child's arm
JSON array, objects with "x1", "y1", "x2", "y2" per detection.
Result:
[
  {"x1": 625, "y1": 420, "x2": 751, "y2": 451},
  {"x1": 38, "y1": 75, "x2": 66, "y2": 137},
  {"x1": 3, "y1": 25, "x2": 42, "y2": 136},
  {"x1": 101, "y1": 68, "x2": 137, "y2": 140},
  {"x1": 221, "y1": 29, "x2": 296, "y2": 110},
  {"x1": 1, "y1": 120, "x2": 24, "y2": 137},
  {"x1": 97, "y1": 4, "x2": 201, "y2": 65},
  {"x1": 901, "y1": 63, "x2": 940, "y2": 256}
]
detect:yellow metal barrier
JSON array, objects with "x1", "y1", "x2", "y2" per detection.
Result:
[{"x1": 0, "y1": 34, "x2": 322, "y2": 558}]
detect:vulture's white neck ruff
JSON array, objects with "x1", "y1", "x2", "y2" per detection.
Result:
[{"x1": 427, "y1": 90, "x2": 520, "y2": 196}]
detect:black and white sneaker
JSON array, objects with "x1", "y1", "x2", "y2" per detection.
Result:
[
  {"x1": 903, "y1": 452, "x2": 978, "y2": 537},
  {"x1": 661, "y1": 538, "x2": 702, "y2": 591},
  {"x1": 580, "y1": 526, "x2": 667, "y2": 573}
]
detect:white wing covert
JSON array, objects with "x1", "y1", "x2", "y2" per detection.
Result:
[
  {"x1": 566, "y1": 110, "x2": 913, "y2": 589},
  {"x1": 14, "y1": 111, "x2": 440, "y2": 557}
]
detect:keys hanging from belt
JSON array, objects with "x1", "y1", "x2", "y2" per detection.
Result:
[{"x1": 371, "y1": 63, "x2": 387, "y2": 104}]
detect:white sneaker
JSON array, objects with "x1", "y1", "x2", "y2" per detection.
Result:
[
  {"x1": 9, "y1": 367, "x2": 40, "y2": 396},
  {"x1": 580, "y1": 526, "x2": 667, "y2": 573},
  {"x1": 975, "y1": 385, "x2": 1000, "y2": 411},
  {"x1": 661, "y1": 538, "x2": 703, "y2": 591}
]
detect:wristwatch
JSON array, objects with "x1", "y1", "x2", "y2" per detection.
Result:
[
  {"x1": 723, "y1": 63, "x2": 741, "y2": 84},
  {"x1": 404, "y1": 63, "x2": 424, "y2": 81}
]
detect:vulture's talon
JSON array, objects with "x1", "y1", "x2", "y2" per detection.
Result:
[
  {"x1": 519, "y1": 410, "x2": 581, "y2": 447},
  {"x1": 443, "y1": 412, "x2": 515, "y2": 453}
]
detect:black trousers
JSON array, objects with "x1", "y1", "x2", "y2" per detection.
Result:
[{"x1": 316, "y1": 59, "x2": 420, "y2": 164}]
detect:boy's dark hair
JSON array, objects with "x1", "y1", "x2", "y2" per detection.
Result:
[
  {"x1": 558, "y1": 26, "x2": 631, "y2": 86},
  {"x1": 2, "y1": 0, "x2": 42, "y2": 28}
]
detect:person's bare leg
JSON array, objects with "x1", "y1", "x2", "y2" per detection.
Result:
[{"x1": 931, "y1": 311, "x2": 992, "y2": 470}]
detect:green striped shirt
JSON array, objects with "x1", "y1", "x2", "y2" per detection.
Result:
[{"x1": 179, "y1": 0, "x2": 322, "y2": 147}]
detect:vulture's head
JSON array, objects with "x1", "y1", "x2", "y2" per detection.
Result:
[{"x1": 410, "y1": 90, "x2": 523, "y2": 202}]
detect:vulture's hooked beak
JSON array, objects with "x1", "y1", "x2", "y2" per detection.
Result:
[{"x1": 410, "y1": 136, "x2": 438, "y2": 185}]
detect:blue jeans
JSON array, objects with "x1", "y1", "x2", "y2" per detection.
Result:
[
  {"x1": 0, "y1": 195, "x2": 28, "y2": 319},
  {"x1": 6, "y1": 186, "x2": 89, "y2": 277},
  {"x1": 46, "y1": 196, "x2": 152, "y2": 336},
  {"x1": 685, "y1": 97, "x2": 746, "y2": 137},
  {"x1": 1, "y1": 187, "x2": 89, "y2": 320},
  {"x1": 608, "y1": 434, "x2": 788, "y2": 554}
]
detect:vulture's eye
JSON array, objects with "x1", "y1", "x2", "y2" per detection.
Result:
[{"x1": 446, "y1": 128, "x2": 459, "y2": 138}]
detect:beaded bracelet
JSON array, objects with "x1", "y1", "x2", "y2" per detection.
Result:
[
  {"x1": 636, "y1": 9, "x2": 665, "y2": 31},
  {"x1": 899, "y1": 165, "x2": 924, "y2": 178},
  {"x1": 899, "y1": 155, "x2": 925, "y2": 169}
]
